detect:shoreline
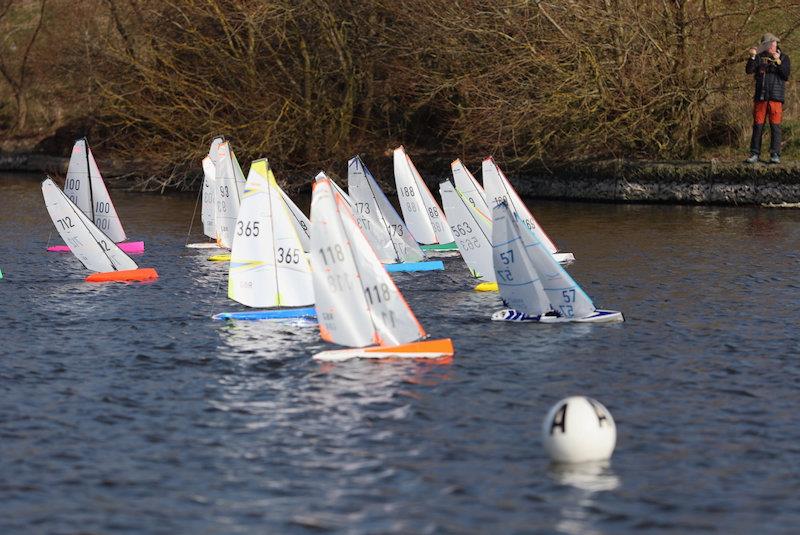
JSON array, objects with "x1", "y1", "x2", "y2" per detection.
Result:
[
  {"x1": 496, "y1": 159, "x2": 800, "y2": 206},
  {"x1": 3, "y1": 151, "x2": 799, "y2": 206}
]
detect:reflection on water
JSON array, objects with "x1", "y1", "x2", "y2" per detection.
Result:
[
  {"x1": 550, "y1": 461, "x2": 620, "y2": 493},
  {"x1": 216, "y1": 317, "x2": 319, "y2": 357},
  {"x1": 551, "y1": 462, "x2": 621, "y2": 535}
]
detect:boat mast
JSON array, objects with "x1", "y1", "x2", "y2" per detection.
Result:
[
  {"x1": 266, "y1": 165, "x2": 281, "y2": 306},
  {"x1": 84, "y1": 138, "x2": 95, "y2": 223}
]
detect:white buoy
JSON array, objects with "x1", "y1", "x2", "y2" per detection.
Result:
[{"x1": 542, "y1": 396, "x2": 616, "y2": 463}]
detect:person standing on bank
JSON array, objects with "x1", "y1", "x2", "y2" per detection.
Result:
[{"x1": 745, "y1": 33, "x2": 790, "y2": 164}]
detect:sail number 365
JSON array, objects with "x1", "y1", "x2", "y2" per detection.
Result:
[{"x1": 236, "y1": 220, "x2": 260, "y2": 236}]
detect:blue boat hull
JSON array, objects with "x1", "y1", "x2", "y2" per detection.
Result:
[
  {"x1": 213, "y1": 307, "x2": 317, "y2": 320},
  {"x1": 385, "y1": 261, "x2": 444, "y2": 273}
]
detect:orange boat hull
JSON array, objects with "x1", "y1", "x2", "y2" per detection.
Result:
[
  {"x1": 313, "y1": 338, "x2": 454, "y2": 362},
  {"x1": 85, "y1": 268, "x2": 159, "y2": 283}
]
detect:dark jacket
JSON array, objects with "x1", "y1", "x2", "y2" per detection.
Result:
[{"x1": 746, "y1": 49, "x2": 791, "y2": 102}]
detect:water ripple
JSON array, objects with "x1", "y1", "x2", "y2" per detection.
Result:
[{"x1": 1, "y1": 174, "x2": 800, "y2": 532}]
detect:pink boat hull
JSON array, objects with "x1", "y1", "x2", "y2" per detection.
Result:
[{"x1": 47, "y1": 241, "x2": 145, "y2": 254}]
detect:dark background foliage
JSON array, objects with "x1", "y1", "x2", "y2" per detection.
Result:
[{"x1": 2, "y1": 0, "x2": 799, "y2": 190}]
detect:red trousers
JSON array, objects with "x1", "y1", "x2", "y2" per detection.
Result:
[{"x1": 753, "y1": 101, "x2": 782, "y2": 125}]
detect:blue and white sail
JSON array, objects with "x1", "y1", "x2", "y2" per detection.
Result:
[
  {"x1": 491, "y1": 202, "x2": 550, "y2": 317},
  {"x1": 483, "y1": 157, "x2": 574, "y2": 264},
  {"x1": 491, "y1": 202, "x2": 622, "y2": 323}
]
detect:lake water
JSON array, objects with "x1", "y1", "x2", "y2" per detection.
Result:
[{"x1": 1, "y1": 171, "x2": 799, "y2": 534}]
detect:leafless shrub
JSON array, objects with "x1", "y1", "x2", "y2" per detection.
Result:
[
  {"x1": 380, "y1": 0, "x2": 800, "y2": 168},
  {"x1": 5, "y1": 0, "x2": 800, "y2": 189}
]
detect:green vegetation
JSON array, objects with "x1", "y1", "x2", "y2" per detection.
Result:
[{"x1": 1, "y1": 0, "x2": 798, "y2": 190}]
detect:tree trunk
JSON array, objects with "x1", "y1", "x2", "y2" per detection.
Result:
[{"x1": 14, "y1": 90, "x2": 27, "y2": 131}]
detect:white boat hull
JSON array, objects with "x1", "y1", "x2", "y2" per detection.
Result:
[
  {"x1": 186, "y1": 242, "x2": 223, "y2": 249},
  {"x1": 554, "y1": 252, "x2": 575, "y2": 265},
  {"x1": 491, "y1": 309, "x2": 624, "y2": 323}
]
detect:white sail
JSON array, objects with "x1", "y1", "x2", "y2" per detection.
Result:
[
  {"x1": 516, "y1": 210, "x2": 596, "y2": 319},
  {"x1": 200, "y1": 136, "x2": 225, "y2": 240},
  {"x1": 228, "y1": 159, "x2": 313, "y2": 308},
  {"x1": 348, "y1": 155, "x2": 425, "y2": 263},
  {"x1": 492, "y1": 202, "x2": 550, "y2": 317},
  {"x1": 483, "y1": 156, "x2": 559, "y2": 254},
  {"x1": 63, "y1": 138, "x2": 127, "y2": 243},
  {"x1": 201, "y1": 156, "x2": 217, "y2": 239},
  {"x1": 277, "y1": 186, "x2": 311, "y2": 253},
  {"x1": 393, "y1": 146, "x2": 454, "y2": 245},
  {"x1": 208, "y1": 136, "x2": 224, "y2": 165},
  {"x1": 439, "y1": 180, "x2": 495, "y2": 281},
  {"x1": 214, "y1": 141, "x2": 242, "y2": 248},
  {"x1": 311, "y1": 176, "x2": 426, "y2": 347},
  {"x1": 311, "y1": 177, "x2": 379, "y2": 347},
  {"x1": 341, "y1": 202, "x2": 426, "y2": 345},
  {"x1": 451, "y1": 159, "x2": 490, "y2": 222},
  {"x1": 231, "y1": 147, "x2": 247, "y2": 198},
  {"x1": 313, "y1": 172, "x2": 393, "y2": 263},
  {"x1": 42, "y1": 178, "x2": 138, "y2": 273}
]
